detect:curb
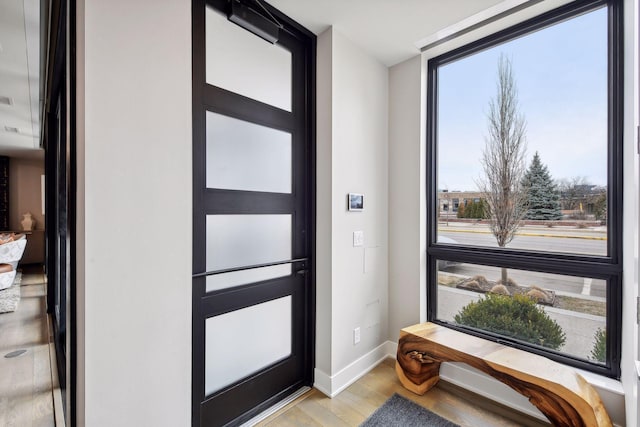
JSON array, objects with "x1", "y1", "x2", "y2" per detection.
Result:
[{"x1": 438, "y1": 228, "x2": 607, "y2": 241}]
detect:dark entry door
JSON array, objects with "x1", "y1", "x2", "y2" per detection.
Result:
[{"x1": 192, "y1": 1, "x2": 315, "y2": 426}]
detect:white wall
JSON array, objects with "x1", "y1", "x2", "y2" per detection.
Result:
[
  {"x1": 315, "y1": 29, "x2": 333, "y2": 376},
  {"x1": 388, "y1": 55, "x2": 426, "y2": 339},
  {"x1": 77, "y1": 0, "x2": 192, "y2": 425},
  {"x1": 331, "y1": 28, "x2": 389, "y2": 371},
  {"x1": 315, "y1": 27, "x2": 390, "y2": 394}
]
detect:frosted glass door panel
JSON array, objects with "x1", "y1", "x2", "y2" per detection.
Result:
[
  {"x1": 206, "y1": 264, "x2": 291, "y2": 292},
  {"x1": 206, "y1": 112, "x2": 292, "y2": 193},
  {"x1": 207, "y1": 214, "x2": 291, "y2": 271},
  {"x1": 206, "y1": 7, "x2": 292, "y2": 111},
  {"x1": 205, "y1": 296, "x2": 292, "y2": 395}
]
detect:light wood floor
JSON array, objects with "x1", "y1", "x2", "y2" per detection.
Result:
[
  {"x1": 0, "y1": 266, "x2": 56, "y2": 427},
  {"x1": 256, "y1": 358, "x2": 550, "y2": 427}
]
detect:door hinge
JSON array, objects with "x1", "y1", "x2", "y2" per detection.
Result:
[{"x1": 637, "y1": 296, "x2": 640, "y2": 324}]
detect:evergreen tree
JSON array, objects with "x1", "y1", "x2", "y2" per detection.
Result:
[
  {"x1": 476, "y1": 199, "x2": 486, "y2": 218},
  {"x1": 456, "y1": 202, "x2": 466, "y2": 218},
  {"x1": 461, "y1": 199, "x2": 487, "y2": 219},
  {"x1": 468, "y1": 201, "x2": 477, "y2": 218},
  {"x1": 522, "y1": 152, "x2": 562, "y2": 220}
]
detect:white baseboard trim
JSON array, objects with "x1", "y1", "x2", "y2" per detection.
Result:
[
  {"x1": 314, "y1": 341, "x2": 397, "y2": 397},
  {"x1": 439, "y1": 362, "x2": 546, "y2": 421}
]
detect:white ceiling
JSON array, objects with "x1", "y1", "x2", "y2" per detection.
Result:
[
  {"x1": 269, "y1": 0, "x2": 505, "y2": 67},
  {"x1": 0, "y1": 0, "x2": 535, "y2": 161},
  {"x1": 0, "y1": 0, "x2": 42, "y2": 160}
]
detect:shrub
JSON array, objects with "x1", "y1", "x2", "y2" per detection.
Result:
[
  {"x1": 590, "y1": 328, "x2": 606, "y2": 363},
  {"x1": 593, "y1": 192, "x2": 607, "y2": 223},
  {"x1": 454, "y1": 293, "x2": 566, "y2": 350},
  {"x1": 569, "y1": 211, "x2": 587, "y2": 220}
]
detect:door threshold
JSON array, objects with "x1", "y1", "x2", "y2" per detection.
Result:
[{"x1": 239, "y1": 386, "x2": 311, "y2": 427}]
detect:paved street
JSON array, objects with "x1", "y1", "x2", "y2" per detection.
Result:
[
  {"x1": 438, "y1": 224, "x2": 608, "y2": 298},
  {"x1": 439, "y1": 223, "x2": 607, "y2": 255}
]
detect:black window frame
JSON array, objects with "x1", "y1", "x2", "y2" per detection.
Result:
[{"x1": 426, "y1": 0, "x2": 623, "y2": 378}]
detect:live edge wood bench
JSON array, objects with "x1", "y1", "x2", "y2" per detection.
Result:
[{"x1": 395, "y1": 322, "x2": 612, "y2": 427}]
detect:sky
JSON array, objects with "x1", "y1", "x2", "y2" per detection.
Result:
[{"x1": 437, "y1": 6, "x2": 608, "y2": 192}]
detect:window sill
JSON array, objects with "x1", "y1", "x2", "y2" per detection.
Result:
[{"x1": 575, "y1": 368, "x2": 624, "y2": 396}]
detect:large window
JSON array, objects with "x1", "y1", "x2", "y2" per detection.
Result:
[{"x1": 428, "y1": 0, "x2": 622, "y2": 378}]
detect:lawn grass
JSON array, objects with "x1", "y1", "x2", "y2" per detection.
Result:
[{"x1": 554, "y1": 295, "x2": 606, "y2": 317}]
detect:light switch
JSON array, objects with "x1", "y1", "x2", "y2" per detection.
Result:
[{"x1": 353, "y1": 230, "x2": 364, "y2": 247}]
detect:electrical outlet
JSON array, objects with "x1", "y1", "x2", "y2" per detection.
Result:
[
  {"x1": 354, "y1": 327, "x2": 361, "y2": 344},
  {"x1": 353, "y1": 230, "x2": 364, "y2": 247}
]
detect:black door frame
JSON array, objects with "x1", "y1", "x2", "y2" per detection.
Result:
[
  {"x1": 42, "y1": 0, "x2": 77, "y2": 424},
  {"x1": 191, "y1": 1, "x2": 316, "y2": 425}
]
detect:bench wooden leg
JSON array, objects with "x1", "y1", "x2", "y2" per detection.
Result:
[{"x1": 395, "y1": 347, "x2": 441, "y2": 395}]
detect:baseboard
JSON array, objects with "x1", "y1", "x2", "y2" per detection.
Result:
[
  {"x1": 314, "y1": 340, "x2": 397, "y2": 397},
  {"x1": 439, "y1": 362, "x2": 546, "y2": 421},
  {"x1": 313, "y1": 368, "x2": 332, "y2": 397}
]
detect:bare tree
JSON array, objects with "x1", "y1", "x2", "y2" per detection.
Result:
[
  {"x1": 556, "y1": 176, "x2": 589, "y2": 211},
  {"x1": 478, "y1": 55, "x2": 528, "y2": 284}
]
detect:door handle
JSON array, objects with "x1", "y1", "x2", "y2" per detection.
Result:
[{"x1": 193, "y1": 257, "x2": 309, "y2": 278}]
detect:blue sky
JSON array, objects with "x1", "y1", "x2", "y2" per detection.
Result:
[{"x1": 437, "y1": 7, "x2": 607, "y2": 191}]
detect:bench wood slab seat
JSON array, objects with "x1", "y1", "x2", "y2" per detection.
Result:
[{"x1": 395, "y1": 322, "x2": 612, "y2": 427}]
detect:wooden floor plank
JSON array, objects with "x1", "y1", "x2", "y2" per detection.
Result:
[
  {"x1": 295, "y1": 395, "x2": 351, "y2": 427},
  {"x1": 257, "y1": 357, "x2": 550, "y2": 427},
  {"x1": 262, "y1": 405, "x2": 323, "y2": 427},
  {"x1": 0, "y1": 269, "x2": 55, "y2": 427},
  {"x1": 313, "y1": 391, "x2": 366, "y2": 425}
]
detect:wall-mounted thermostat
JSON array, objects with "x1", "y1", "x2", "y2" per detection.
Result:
[{"x1": 348, "y1": 193, "x2": 364, "y2": 211}]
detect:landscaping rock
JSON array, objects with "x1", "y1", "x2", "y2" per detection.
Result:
[{"x1": 456, "y1": 276, "x2": 556, "y2": 306}]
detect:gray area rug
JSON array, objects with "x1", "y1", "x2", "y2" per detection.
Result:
[
  {"x1": 0, "y1": 272, "x2": 21, "y2": 314},
  {"x1": 361, "y1": 394, "x2": 460, "y2": 427}
]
